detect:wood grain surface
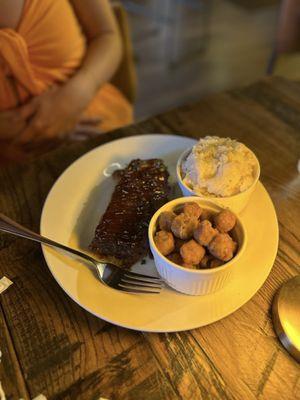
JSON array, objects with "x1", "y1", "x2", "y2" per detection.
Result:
[{"x1": 0, "y1": 76, "x2": 299, "y2": 400}]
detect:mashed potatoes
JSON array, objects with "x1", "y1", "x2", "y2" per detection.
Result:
[{"x1": 181, "y1": 136, "x2": 258, "y2": 197}]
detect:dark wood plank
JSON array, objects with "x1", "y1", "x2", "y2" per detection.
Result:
[
  {"x1": 0, "y1": 77, "x2": 300, "y2": 399},
  {"x1": 144, "y1": 332, "x2": 235, "y2": 400},
  {"x1": 0, "y1": 304, "x2": 29, "y2": 400}
]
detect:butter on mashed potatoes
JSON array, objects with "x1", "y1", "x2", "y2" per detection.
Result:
[{"x1": 181, "y1": 136, "x2": 258, "y2": 197}]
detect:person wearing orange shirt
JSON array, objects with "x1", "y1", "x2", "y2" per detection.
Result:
[{"x1": 0, "y1": 0, "x2": 133, "y2": 164}]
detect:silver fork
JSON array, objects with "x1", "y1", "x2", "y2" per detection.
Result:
[{"x1": 0, "y1": 213, "x2": 163, "y2": 294}]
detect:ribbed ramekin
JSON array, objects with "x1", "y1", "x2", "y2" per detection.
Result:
[{"x1": 148, "y1": 197, "x2": 247, "y2": 295}]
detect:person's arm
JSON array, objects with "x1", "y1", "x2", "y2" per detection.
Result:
[
  {"x1": 69, "y1": 0, "x2": 122, "y2": 98},
  {"x1": 16, "y1": 0, "x2": 122, "y2": 144}
]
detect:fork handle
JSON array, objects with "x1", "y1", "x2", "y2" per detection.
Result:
[{"x1": 0, "y1": 213, "x2": 96, "y2": 265}]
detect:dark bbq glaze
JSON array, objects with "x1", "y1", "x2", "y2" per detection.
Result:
[{"x1": 90, "y1": 159, "x2": 170, "y2": 267}]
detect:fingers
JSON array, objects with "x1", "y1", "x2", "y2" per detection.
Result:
[
  {"x1": 17, "y1": 99, "x2": 38, "y2": 120},
  {"x1": 13, "y1": 99, "x2": 41, "y2": 144},
  {"x1": 16, "y1": 117, "x2": 75, "y2": 146},
  {"x1": 14, "y1": 116, "x2": 46, "y2": 145},
  {"x1": 15, "y1": 126, "x2": 37, "y2": 145}
]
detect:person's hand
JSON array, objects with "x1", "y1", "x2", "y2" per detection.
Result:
[
  {"x1": 15, "y1": 78, "x2": 94, "y2": 145},
  {"x1": 0, "y1": 109, "x2": 27, "y2": 142}
]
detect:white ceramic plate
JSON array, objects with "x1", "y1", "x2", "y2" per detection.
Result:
[{"x1": 41, "y1": 134, "x2": 279, "y2": 332}]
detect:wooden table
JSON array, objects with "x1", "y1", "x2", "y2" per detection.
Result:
[{"x1": 0, "y1": 76, "x2": 299, "y2": 400}]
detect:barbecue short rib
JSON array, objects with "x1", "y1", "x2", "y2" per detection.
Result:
[{"x1": 90, "y1": 159, "x2": 170, "y2": 267}]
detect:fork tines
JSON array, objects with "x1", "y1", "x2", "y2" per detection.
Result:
[
  {"x1": 117, "y1": 283, "x2": 161, "y2": 294},
  {"x1": 123, "y1": 270, "x2": 163, "y2": 282},
  {"x1": 118, "y1": 271, "x2": 164, "y2": 294}
]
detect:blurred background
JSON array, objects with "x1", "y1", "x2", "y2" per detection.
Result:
[{"x1": 116, "y1": 0, "x2": 297, "y2": 121}]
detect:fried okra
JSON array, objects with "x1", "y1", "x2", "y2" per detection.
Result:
[
  {"x1": 171, "y1": 213, "x2": 198, "y2": 240},
  {"x1": 208, "y1": 233, "x2": 237, "y2": 261},
  {"x1": 158, "y1": 211, "x2": 176, "y2": 231},
  {"x1": 183, "y1": 202, "x2": 202, "y2": 219},
  {"x1": 194, "y1": 220, "x2": 218, "y2": 246},
  {"x1": 154, "y1": 230, "x2": 175, "y2": 256},
  {"x1": 214, "y1": 209, "x2": 236, "y2": 233},
  {"x1": 180, "y1": 239, "x2": 205, "y2": 265}
]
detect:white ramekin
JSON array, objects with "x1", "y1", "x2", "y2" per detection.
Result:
[
  {"x1": 176, "y1": 147, "x2": 260, "y2": 214},
  {"x1": 148, "y1": 197, "x2": 247, "y2": 296}
]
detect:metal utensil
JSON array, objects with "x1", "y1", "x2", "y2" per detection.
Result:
[
  {"x1": 0, "y1": 213, "x2": 163, "y2": 294},
  {"x1": 272, "y1": 276, "x2": 300, "y2": 362},
  {"x1": 272, "y1": 160, "x2": 300, "y2": 362}
]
